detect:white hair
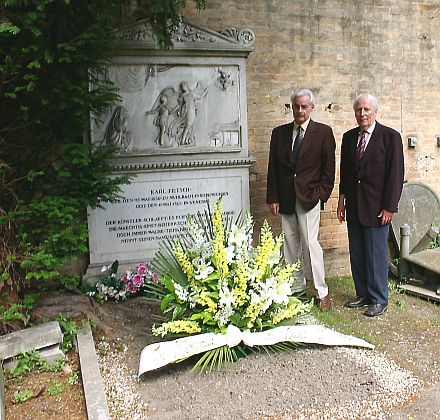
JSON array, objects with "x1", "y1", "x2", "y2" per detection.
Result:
[
  {"x1": 291, "y1": 89, "x2": 315, "y2": 107},
  {"x1": 353, "y1": 93, "x2": 379, "y2": 111}
]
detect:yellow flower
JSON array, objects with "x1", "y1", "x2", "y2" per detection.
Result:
[
  {"x1": 275, "y1": 264, "x2": 296, "y2": 284},
  {"x1": 244, "y1": 299, "x2": 265, "y2": 325},
  {"x1": 233, "y1": 263, "x2": 248, "y2": 307},
  {"x1": 212, "y1": 198, "x2": 225, "y2": 243},
  {"x1": 172, "y1": 241, "x2": 194, "y2": 280},
  {"x1": 152, "y1": 320, "x2": 202, "y2": 337},
  {"x1": 254, "y1": 220, "x2": 275, "y2": 282},
  {"x1": 195, "y1": 292, "x2": 217, "y2": 313},
  {"x1": 271, "y1": 298, "x2": 311, "y2": 325},
  {"x1": 211, "y1": 198, "x2": 229, "y2": 276}
]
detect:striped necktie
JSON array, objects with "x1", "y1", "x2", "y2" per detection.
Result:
[
  {"x1": 356, "y1": 130, "x2": 367, "y2": 161},
  {"x1": 291, "y1": 126, "x2": 304, "y2": 171}
]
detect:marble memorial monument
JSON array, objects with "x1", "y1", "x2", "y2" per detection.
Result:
[{"x1": 86, "y1": 20, "x2": 255, "y2": 280}]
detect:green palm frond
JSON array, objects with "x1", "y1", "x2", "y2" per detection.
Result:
[
  {"x1": 192, "y1": 345, "x2": 241, "y2": 373},
  {"x1": 142, "y1": 280, "x2": 167, "y2": 299},
  {"x1": 246, "y1": 341, "x2": 299, "y2": 355},
  {"x1": 152, "y1": 239, "x2": 188, "y2": 286},
  {"x1": 190, "y1": 341, "x2": 299, "y2": 373}
]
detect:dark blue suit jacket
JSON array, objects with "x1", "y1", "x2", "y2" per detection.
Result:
[{"x1": 339, "y1": 121, "x2": 404, "y2": 227}]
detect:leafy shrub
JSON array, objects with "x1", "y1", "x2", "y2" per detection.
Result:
[{"x1": 0, "y1": 1, "x2": 206, "y2": 295}]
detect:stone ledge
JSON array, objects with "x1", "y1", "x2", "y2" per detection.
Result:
[
  {"x1": 0, "y1": 321, "x2": 63, "y2": 361},
  {"x1": 77, "y1": 324, "x2": 110, "y2": 420}
]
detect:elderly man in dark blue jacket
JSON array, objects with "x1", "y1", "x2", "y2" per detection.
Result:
[{"x1": 337, "y1": 93, "x2": 404, "y2": 317}]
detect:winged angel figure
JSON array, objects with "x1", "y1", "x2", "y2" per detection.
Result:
[{"x1": 146, "y1": 81, "x2": 208, "y2": 147}]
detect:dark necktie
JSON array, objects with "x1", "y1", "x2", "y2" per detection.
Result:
[
  {"x1": 356, "y1": 130, "x2": 367, "y2": 161},
  {"x1": 291, "y1": 126, "x2": 304, "y2": 172}
]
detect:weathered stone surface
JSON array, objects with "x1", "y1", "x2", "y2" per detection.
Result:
[
  {"x1": 0, "y1": 321, "x2": 63, "y2": 361},
  {"x1": 399, "y1": 284, "x2": 440, "y2": 302},
  {"x1": 0, "y1": 363, "x2": 4, "y2": 420},
  {"x1": 404, "y1": 247, "x2": 440, "y2": 275},
  {"x1": 391, "y1": 182, "x2": 440, "y2": 253},
  {"x1": 32, "y1": 293, "x2": 98, "y2": 320},
  {"x1": 411, "y1": 225, "x2": 440, "y2": 254},
  {"x1": 77, "y1": 324, "x2": 110, "y2": 420}
]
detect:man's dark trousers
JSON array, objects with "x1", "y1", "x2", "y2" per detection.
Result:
[{"x1": 347, "y1": 222, "x2": 389, "y2": 305}]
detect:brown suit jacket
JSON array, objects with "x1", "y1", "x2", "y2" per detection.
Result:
[
  {"x1": 266, "y1": 119, "x2": 336, "y2": 214},
  {"x1": 339, "y1": 121, "x2": 404, "y2": 227}
]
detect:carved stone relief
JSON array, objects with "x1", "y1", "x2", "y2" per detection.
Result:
[
  {"x1": 146, "y1": 81, "x2": 208, "y2": 147},
  {"x1": 118, "y1": 18, "x2": 255, "y2": 48},
  {"x1": 103, "y1": 106, "x2": 132, "y2": 152},
  {"x1": 93, "y1": 64, "x2": 241, "y2": 153},
  {"x1": 215, "y1": 67, "x2": 233, "y2": 91},
  {"x1": 220, "y1": 28, "x2": 255, "y2": 46}
]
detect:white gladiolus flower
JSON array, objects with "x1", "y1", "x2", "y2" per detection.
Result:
[
  {"x1": 214, "y1": 305, "x2": 234, "y2": 326},
  {"x1": 188, "y1": 296, "x2": 196, "y2": 308},
  {"x1": 273, "y1": 281, "x2": 291, "y2": 305},
  {"x1": 248, "y1": 267, "x2": 259, "y2": 282},
  {"x1": 228, "y1": 224, "x2": 247, "y2": 246},
  {"x1": 268, "y1": 250, "x2": 281, "y2": 266},
  {"x1": 101, "y1": 265, "x2": 109, "y2": 272},
  {"x1": 219, "y1": 287, "x2": 236, "y2": 307},
  {"x1": 173, "y1": 282, "x2": 189, "y2": 301},
  {"x1": 194, "y1": 263, "x2": 214, "y2": 280},
  {"x1": 225, "y1": 245, "x2": 235, "y2": 264}
]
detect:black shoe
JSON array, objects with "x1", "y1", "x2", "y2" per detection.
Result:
[
  {"x1": 345, "y1": 297, "x2": 371, "y2": 308},
  {"x1": 364, "y1": 304, "x2": 388, "y2": 317}
]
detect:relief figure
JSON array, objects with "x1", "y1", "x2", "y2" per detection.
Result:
[
  {"x1": 146, "y1": 92, "x2": 173, "y2": 147},
  {"x1": 169, "y1": 81, "x2": 208, "y2": 146},
  {"x1": 104, "y1": 106, "x2": 132, "y2": 152},
  {"x1": 147, "y1": 81, "x2": 208, "y2": 148}
]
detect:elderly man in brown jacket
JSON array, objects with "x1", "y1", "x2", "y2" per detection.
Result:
[{"x1": 267, "y1": 89, "x2": 336, "y2": 309}]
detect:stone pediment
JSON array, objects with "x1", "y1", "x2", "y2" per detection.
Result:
[{"x1": 116, "y1": 18, "x2": 255, "y2": 55}]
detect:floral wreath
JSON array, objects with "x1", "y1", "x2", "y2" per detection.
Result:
[{"x1": 143, "y1": 197, "x2": 311, "y2": 370}]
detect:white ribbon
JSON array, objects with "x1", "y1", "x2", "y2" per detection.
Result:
[{"x1": 138, "y1": 324, "x2": 374, "y2": 377}]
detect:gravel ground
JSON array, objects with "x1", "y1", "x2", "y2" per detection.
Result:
[
  {"x1": 94, "y1": 290, "x2": 437, "y2": 419},
  {"x1": 97, "y1": 340, "x2": 420, "y2": 419}
]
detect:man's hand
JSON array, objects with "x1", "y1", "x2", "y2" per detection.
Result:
[
  {"x1": 378, "y1": 209, "x2": 394, "y2": 225},
  {"x1": 337, "y1": 195, "x2": 345, "y2": 223},
  {"x1": 269, "y1": 203, "x2": 279, "y2": 216}
]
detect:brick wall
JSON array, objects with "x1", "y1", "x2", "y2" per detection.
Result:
[{"x1": 183, "y1": 0, "x2": 440, "y2": 277}]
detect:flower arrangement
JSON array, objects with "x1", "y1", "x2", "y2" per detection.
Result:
[
  {"x1": 89, "y1": 260, "x2": 159, "y2": 302},
  {"x1": 145, "y1": 197, "x2": 311, "y2": 369}
]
